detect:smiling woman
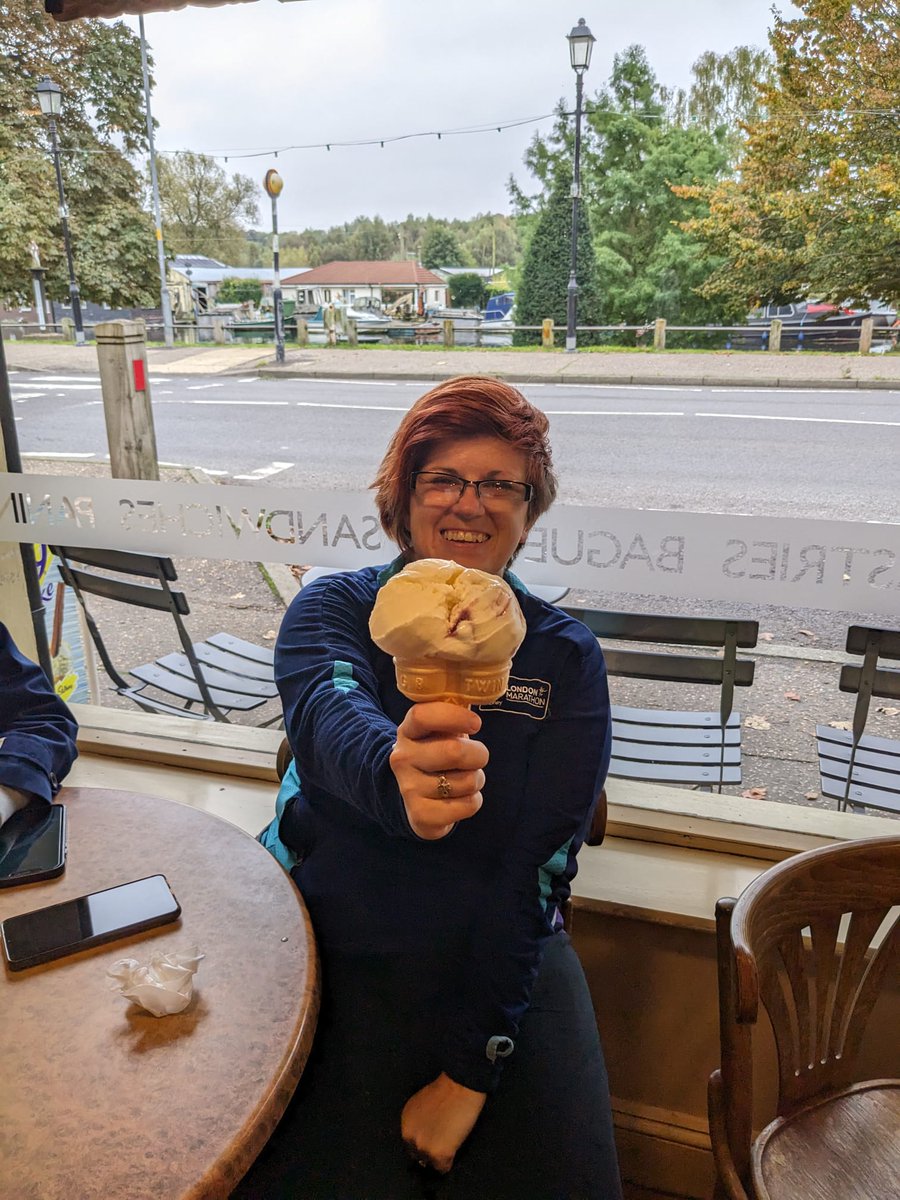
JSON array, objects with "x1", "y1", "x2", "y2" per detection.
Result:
[{"x1": 246, "y1": 375, "x2": 622, "y2": 1198}]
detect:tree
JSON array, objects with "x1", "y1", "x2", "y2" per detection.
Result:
[
  {"x1": 513, "y1": 172, "x2": 601, "y2": 345},
  {"x1": 421, "y1": 226, "x2": 465, "y2": 269},
  {"x1": 678, "y1": 1, "x2": 900, "y2": 311},
  {"x1": 448, "y1": 273, "x2": 488, "y2": 308},
  {"x1": 217, "y1": 277, "x2": 262, "y2": 305},
  {"x1": 0, "y1": 0, "x2": 157, "y2": 306},
  {"x1": 156, "y1": 152, "x2": 260, "y2": 264},
  {"x1": 511, "y1": 45, "x2": 729, "y2": 331},
  {"x1": 662, "y1": 46, "x2": 774, "y2": 164}
]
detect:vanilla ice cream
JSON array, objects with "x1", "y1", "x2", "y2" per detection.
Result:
[{"x1": 369, "y1": 558, "x2": 526, "y2": 704}]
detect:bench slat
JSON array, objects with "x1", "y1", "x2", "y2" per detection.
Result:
[{"x1": 128, "y1": 664, "x2": 268, "y2": 710}]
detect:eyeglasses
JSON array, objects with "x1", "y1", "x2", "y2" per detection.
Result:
[{"x1": 410, "y1": 471, "x2": 533, "y2": 507}]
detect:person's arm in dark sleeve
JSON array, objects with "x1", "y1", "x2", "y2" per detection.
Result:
[
  {"x1": 442, "y1": 632, "x2": 611, "y2": 1093},
  {"x1": 275, "y1": 576, "x2": 412, "y2": 838},
  {"x1": 0, "y1": 623, "x2": 78, "y2": 819}
]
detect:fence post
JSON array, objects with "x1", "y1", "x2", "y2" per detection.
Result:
[
  {"x1": 61, "y1": 316, "x2": 75, "y2": 342},
  {"x1": 541, "y1": 318, "x2": 554, "y2": 348},
  {"x1": 768, "y1": 318, "x2": 782, "y2": 352},
  {"x1": 443, "y1": 319, "x2": 455, "y2": 348},
  {"x1": 347, "y1": 318, "x2": 358, "y2": 346},
  {"x1": 653, "y1": 318, "x2": 667, "y2": 350},
  {"x1": 296, "y1": 318, "x2": 308, "y2": 346},
  {"x1": 858, "y1": 315, "x2": 874, "y2": 354},
  {"x1": 212, "y1": 318, "x2": 226, "y2": 345},
  {"x1": 95, "y1": 319, "x2": 159, "y2": 481}
]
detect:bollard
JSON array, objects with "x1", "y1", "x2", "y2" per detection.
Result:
[
  {"x1": 212, "y1": 318, "x2": 226, "y2": 345},
  {"x1": 768, "y1": 318, "x2": 782, "y2": 352},
  {"x1": 653, "y1": 318, "x2": 667, "y2": 350},
  {"x1": 347, "y1": 318, "x2": 358, "y2": 347},
  {"x1": 296, "y1": 318, "x2": 308, "y2": 346},
  {"x1": 60, "y1": 316, "x2": 75, "y2": 342},
  {"x1": 542, "y1": 318, "x2": 554, "y2": 348},
  {"x1": 95, "y1": 319, "x2": 160, "y2": 480},
  {"x1": 858, "y1": 315, "x2": 874, "y2": 355},
  {"x1": 443, "y1": 319, "x2": 455, "y2": 348}
]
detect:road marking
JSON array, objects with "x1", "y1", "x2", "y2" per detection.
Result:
[
  {"x1": 544, "y1": 409, "x2": 686, "y2": 417},
  {"x1": 38, "y1": 383, "x2": 103, "y2": 391},
  {"x1": 696, "y1": 412, "x2": 900, "y2": 428},
  {"x1": 186, "y1": 383, "x2": 224, "y2": 390},
  {"x1": 22, "y1": 450, "x2": 96, "y2": 458},
  {"x1": 186, "y1": 399, "x2": 290, "y2": 406},
  {"x1": 293, "y1": 401, "x2": 408, "y2": 412},
  {"x1": 197, "y1": 467, "x2": 229, "y2": 476},
  {"x1": 233, "y1": 461, "x2": 294, "y2": 480},
  {"x1": 13, "y1": 393, "x2": 46, "y2": 402},
  {"x1": 307, "y1": 378, "x2": 400, "y2": 387},
  {"x1": 235, "y1": 377, "x2": 260, "y2": 383},
  {"x1": 158, "y1": 390, "x2": 174, "y2": 394},
  {"x1": 32, "y1": 375, "x2": 102, "y2": 383}
]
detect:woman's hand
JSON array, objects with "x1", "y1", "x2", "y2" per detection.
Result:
[
  {"x1": 401, "y1": 1073, "x2": 487, "y2": 1173},
  {"x1": 390, "y1": 702, "x2": 489, "y2": 839}
]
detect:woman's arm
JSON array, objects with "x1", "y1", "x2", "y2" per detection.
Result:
[{"x1": 0, "y1": 624, "x2": 78, "y2": 818}]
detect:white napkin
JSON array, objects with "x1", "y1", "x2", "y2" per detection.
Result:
[{"x1": 107, "y1": 948, "x2": 205, "y2": 1016}]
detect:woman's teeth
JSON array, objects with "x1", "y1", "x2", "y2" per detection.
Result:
[{"x1": 443, "y1": 530, "x2": 488, "y2": 543}]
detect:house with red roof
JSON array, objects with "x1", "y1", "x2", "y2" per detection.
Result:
[{"x1": 280, "y1": 261, "x2": 448, "y2": 315}]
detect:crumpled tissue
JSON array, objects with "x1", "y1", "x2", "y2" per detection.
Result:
[{"x1": 107, "y1": 948, "x2": 205, "y2": 1017}]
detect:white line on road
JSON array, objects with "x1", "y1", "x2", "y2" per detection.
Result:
[
  {"x1": 30, "y1": 375, "x2": 102, "y2": 383},
  {"x1": 22, "y1": 450, "x2": 96, "y2": 458},
  {"x1": 235, "y1": 377, "x2": 260, "y2": 383},
  {"x1": 40, "y1": 383, "x2": 103, "y2": 391},
  {"x1": 233, "y1": 461, "x2": 295, "y2": 480},
  {"x1": 13, "y1": 394, "x2": 46, "y2": 402},
  {"x1": 696, "y1": 412, "x2": 900, "y2": 428},
  {"x1": 187, "y1": 399, "x2": 290, "y2": 406},
  {"x1": 293, "y1": 401, "x2": 408, "y2": 412},
  {"x1": 544, "y1": 409, "x2": 686, "y2": 417},
  {"x1": 186, "y1": 383, "x2": 225, "y2": 391},
  {"x1": 303, "y1": 378, "x2": 400, "y2": 387}
]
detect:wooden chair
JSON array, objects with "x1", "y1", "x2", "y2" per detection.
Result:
[
  {"x1": 816, "y1": 625, "x2": 900, "y2": 815},
  {"x1": 709, "y1": 836, "x2": 900, "y2": 1200},
  {"x1": 52, "y1": 545, "x2": 280, "y2": 724},
  {"x1": 562, "y1": 608, "x2": 758, "y2": 791}
]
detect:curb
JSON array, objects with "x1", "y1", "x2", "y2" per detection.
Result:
[{"x1": 257, "y1": 366, "x2": 900, "y2": 390}]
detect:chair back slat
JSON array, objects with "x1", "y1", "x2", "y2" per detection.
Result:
[
  {"x1": 602, "y1": 647, "x2": 754, "y2": 687},
  {"x1": 846, "y1": 625, "x2": 900, "y2": 660},
  {"x1": 63, "y1": 566, "x2": 190, "y2": 615},
  {"x1": 839, "y1": 664, "x2": 900, "y2": 703},
  {"x1": 50, "y1": 544, "x2": 178, "y2": 581},
  {"x1": 561, "y1": 607, "x2": 758, "y2": 648}
]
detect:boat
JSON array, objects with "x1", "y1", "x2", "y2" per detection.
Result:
[{"x1": 735, "y1": 300, "x2": 897, "y2": 351}]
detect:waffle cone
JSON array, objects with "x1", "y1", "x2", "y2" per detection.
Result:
[{"x1": 394, "y1": 658, "x2": 512, "y2": 705}]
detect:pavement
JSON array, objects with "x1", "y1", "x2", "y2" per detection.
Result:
[{"x1": 5, "y1": 338, "x2": 900, "y2": 389}]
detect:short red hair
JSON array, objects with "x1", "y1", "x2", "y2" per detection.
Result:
[{"x1": 372, "y1": 375, "x2": 557, "y2": 552}]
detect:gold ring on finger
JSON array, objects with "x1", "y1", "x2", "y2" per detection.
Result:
[{"x1": 436, "y1": 774, "x2": 452, "y2": 799}]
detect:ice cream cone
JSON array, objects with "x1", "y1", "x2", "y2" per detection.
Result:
[{"x1": 394, "y1": 658, "x2": 512, "y2": 706}]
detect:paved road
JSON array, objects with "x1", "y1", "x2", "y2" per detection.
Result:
[
  {"x1": 11, "y1": 371, "x2": 900, "y2": 520},
  {"x1": 13, "y1": 371, "x2": 900, "y2": 649}
]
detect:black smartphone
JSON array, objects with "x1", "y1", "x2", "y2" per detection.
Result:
[
  {"x1": 1, "y1": 874, "x2": 181, "y2": 972},
  {"x1": 0, "y1": 802, "x2": 66, "y2": 888}
]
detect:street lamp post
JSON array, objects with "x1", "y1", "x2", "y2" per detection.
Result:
[
  {"x1": 35, "y1": 77, "x2": 86, "y2": 346},
  {"x1": 565, "y1": 18, "x2": 595, "y2": 354},
  {"x1": 264, "y1": 169, "x2": 286, "y2": 365}
]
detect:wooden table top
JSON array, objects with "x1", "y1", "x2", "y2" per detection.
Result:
[{"x1": 0, "y1": 787, "x2": 319, "y2": 1200}]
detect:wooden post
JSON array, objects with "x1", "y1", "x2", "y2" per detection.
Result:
[
  {"x1": 296, "y1": 318, "x2": 308, "y2": 346},
  {"x1": 443, "y1": 319, "x2": 455, "y2": 348},
  {"x1": 858, "y1": 315, "x2": 874, "y2": 354},
  {"x1": 653, "y1": 318, "x2": 667, "y2": 350},
  {"x1": 212, "y1": 318, "x2": 226, "y2": 345},
  {"x1": 542, "y1": 318, "x2": 554, "y2": 348},
  {"x1": 61, "y1": 316, "x2": 75, "y2": 342},
  {"x1": 347, "y1": 318, "x2": 358, "y2": 347},
  {"x1": 768, "y1": 318, "x2": 782, "y2": 352},
  {"x1": 95, "y1": 319, "x2": 160, "y2": 481}
]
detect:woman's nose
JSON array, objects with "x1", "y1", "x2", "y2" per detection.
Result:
[{"x1": 451, "y1": 481, "x2": 485, "y2": 514}]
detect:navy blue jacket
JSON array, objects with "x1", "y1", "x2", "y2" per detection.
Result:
[
  {"x1": 274, "y1": 563, "x2": 611, "y2": 1092},
  {"x1": 0, "y1": 623, "x2": 78, "y2": 802}
]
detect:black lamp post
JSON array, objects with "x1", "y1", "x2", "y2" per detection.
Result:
[
  {"x1": 264, "y1": 168, "x2": 286, "y2": 365},
  {"x1": 565, "y1": 18, "x2": 595, "y2": 353},
  {"x1": 35, "y1": 77, "x2": 86, "y2": 346}
]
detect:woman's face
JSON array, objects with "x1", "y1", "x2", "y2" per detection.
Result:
[{"x1": 406, "y1": 436, "x2": 532, "y2": 576}]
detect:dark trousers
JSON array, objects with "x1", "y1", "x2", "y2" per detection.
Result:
[{"x1": 234, "y1": 931, "x2": 622, "y2": 1200}]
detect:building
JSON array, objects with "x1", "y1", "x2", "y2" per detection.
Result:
[
  {"x1": 280, "y1": 261, "x2": 448, "y2": 314},
  {"x1": 167, "y1": 256, "x2": 311, "y2": 316}
]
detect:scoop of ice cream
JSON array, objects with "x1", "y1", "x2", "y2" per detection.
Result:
[{"x1": 369, "y1": 558, "x2": 526, "y2": 665}]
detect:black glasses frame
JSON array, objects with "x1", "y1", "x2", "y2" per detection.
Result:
[{"x1": 409, "y1": 471, "x2": 533, "y2": 504}]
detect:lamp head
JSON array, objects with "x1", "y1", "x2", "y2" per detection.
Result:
[
  {"x1": 567, "y1": 17, "x2": 595, "y2": 73},
  {"x1": 36, "y1": 76, "x2": 62, "y2": 118}
]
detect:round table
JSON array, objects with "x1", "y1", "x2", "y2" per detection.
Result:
[{"x1": 0, "y1": 788, "x2": 318, "y2": 1200}]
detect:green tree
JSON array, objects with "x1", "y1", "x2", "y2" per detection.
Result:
[
  {"x1": 448, "y1": 273, "x2": 488, "y2": 308},
  {"x1": 0, "y1": 0, "x2": 157, "y2": 306},
  {"x1": 156, "y1": 151, "x2": 260, "y2": 264},
  {"x1": 217, "y1": 277, "x2": 262, "y2": 304},
  {"x1": 513, "y1": 172, "x2": 601, "y2": 345},
  {"x1": 679, "y1": 0, "x2": 900, "y2": 311},
  {"x1": 421, "y1": 226, "x2": 465, "y2": 269}
]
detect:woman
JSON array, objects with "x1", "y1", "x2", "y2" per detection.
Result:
[{"x1": 244, "y1": 376, "x2": 621, "y2": 1199}]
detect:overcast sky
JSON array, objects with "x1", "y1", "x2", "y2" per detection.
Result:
[{"x1": 119, "y1": 0, "x2": 799, "y2": 233}]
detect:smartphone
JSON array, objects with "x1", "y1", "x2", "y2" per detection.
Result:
[
  {"x1": 0, "y1": 802, "x2": 66, "y2": 888},
  {"x1": 1, "y1": 874, "x2": 181, "y2": 972}
]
